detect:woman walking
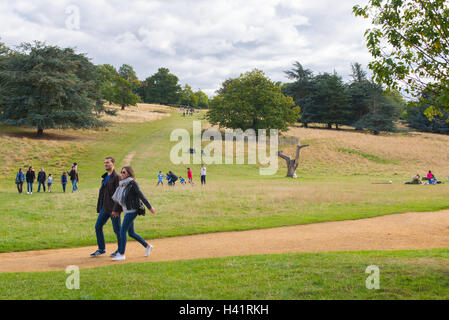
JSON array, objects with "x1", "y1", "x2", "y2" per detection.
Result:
[
  {"x1": 69, "y1": 166, "x2": 79, "y2": 192},
  {"x1": 111, "y1": 166, "x2": 156, "y2": 261},
  {"x1": 26, "y1": 166, "x2": 35, "y2": 194},
  {"x1": 15, "y1": 168, "x2": 25, "y2": 194}
]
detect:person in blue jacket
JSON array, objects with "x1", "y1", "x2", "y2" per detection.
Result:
[
  {"x1": 61, "y1": 172, "x2": 68, "y2": 193},
  {"x1": 15, "y1": 168, "x2": 26, "y2": 194}
]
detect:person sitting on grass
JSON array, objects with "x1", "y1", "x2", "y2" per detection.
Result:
[{"x1": 427, "y1": 171, "x2": 437, "y2": 185}]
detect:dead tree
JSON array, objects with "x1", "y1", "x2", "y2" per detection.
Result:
[{"x1": 278, "y1": 143, "x2": 309, "y2": 178}]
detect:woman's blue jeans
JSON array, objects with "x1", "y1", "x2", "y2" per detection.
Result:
[{"x1": 119, "y1": 211, "x2": 148, "y2": 255}]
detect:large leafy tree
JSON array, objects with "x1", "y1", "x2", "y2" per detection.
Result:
[
  {"x1": 140, "y1": 68, "x2": 181, "y2": 105},
  {"x1": 113, "y1": 76, "x2": 141, "y2": 110},
  {"x1": 195, "y1": 90, "x2": 209, "y2": 109},
  {"x1": 97, "y1": 64, "x2": 118, "y2": 105},
  {"x1": 0, "y1": 42, "x2": 104, "y2": 136},
  {"x1": 180, "y1": 84, "x2": 198, "y2": 107},
  {"x1": 353, "y1": 0, "x2": 449, "y2": 110},
  {"x1": 207, "y1": 69, "x2": 300, "y2": 133},
  {"x1": 118, "y1": 64, "x2": 140, "y2": 92}
]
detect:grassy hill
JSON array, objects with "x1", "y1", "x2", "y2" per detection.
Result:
[{"x1": 1, "y1": 104, "x2": 449, "y2": 253}]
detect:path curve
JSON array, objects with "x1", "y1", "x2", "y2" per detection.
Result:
[{"x1": 1, "y1": 210, "x2": 449, "y2": 273}]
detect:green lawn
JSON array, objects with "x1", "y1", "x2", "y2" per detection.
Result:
[
  {"x1": 1, "y1": 249, "x2": 449, "y2": 300},
  {"x1": 1, "y1": 110, "x2": 449, "y2": 253}
]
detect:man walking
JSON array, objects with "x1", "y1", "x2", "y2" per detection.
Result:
[
  {"x1": 37, "y1": 168, "x2": 47, "y2": 193},
  {"x1": 91, "y1": 157, "x2": 122, "y2": 258}
]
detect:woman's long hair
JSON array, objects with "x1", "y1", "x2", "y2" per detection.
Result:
[{"x1": 122, "y1": 166, "x2": 136, "y2": 180}]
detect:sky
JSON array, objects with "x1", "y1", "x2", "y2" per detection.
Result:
[{"x1": 0, "y1": 0, "x2": 372, "y2": 96}]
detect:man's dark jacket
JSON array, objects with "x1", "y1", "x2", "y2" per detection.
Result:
[
  {"x1": 37, "y1": 171, "x2": 46, "y2": 183},
  {"x1": 97, "y1": 171, "x2": 120, "y2": 215}
]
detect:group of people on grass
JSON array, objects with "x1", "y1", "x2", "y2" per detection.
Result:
[
  {"x1": 180, "y1": 106, "x2": 195, "y2": 117},
  {"x1": 15, "y1": 163, "x2": 79, "y2": 194},
  {"x1": 408, "y1": 170, "x2": 441, "y2": 185},
  {"x1": 156, "y1": 165, "x2": 207, "y2": 187}
]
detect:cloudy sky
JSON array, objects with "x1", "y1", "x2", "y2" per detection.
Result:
[{"x1": 0, "y1": 0, "x2": 372, "y2": 95}]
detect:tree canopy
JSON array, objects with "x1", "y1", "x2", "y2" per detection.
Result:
[
  {"x1": 207, "y1": 69, "x2": 300, "y2": 133},
  {"x1": 353, "y1": 0, "x2": 449, "y2": 111},
  {"x1": 139, "y1": 68, "x2": 181, "y2": 105},
  {"x1": 0, "y1": 42, "x2": 105, "y2": 136}
]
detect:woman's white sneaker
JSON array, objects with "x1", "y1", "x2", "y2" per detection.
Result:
[
  {"x1": 112, "y1": 254, "x2": 126, "y2": 261},
  {"x1": 145, "y1": 245, "x2": 153, "y2": 257}
]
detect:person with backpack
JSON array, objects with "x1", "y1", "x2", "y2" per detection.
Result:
[
  {"x1": 26, "y1": 166, "x2": 35, "y2": 194},
  {"x1": 61, "y1": 172, "x2": 68, "y2": 193},
  {"x1": 37, "y1": 168, "x2": 47, "y2": 193},
  {"x1": 69, "y1": 167, "x2": 79, "y2": 192},
  {"x1": 111, "y1": 166, "x2": 156, "y2": 261},
  {"x1": 15, "y1": 168, "x2": 25, "y2": 194}
]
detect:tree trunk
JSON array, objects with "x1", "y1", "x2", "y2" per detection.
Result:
[
  {"x1": 121, "y1": 105, "x2": 125, "y2": 110},
  {"x1": 328, "y1": 123, "x2": 332, "y2": 129},
  {"x1": 303, "y1": 122, "x2": 308, "y2": 128},
  {"x1": 37, "y1": 128, "x2": 44, "y2": 137},
  {"x1": 336, "y1": 123, "x2": 339, "y2": 130},
  {"x1": 278, "y1": 143, "x2": 310, "y2": 178}
]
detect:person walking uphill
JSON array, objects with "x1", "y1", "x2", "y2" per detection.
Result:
[
  {"x1": 26, "y1": 166, "x2": 35, "y2": 194},
  {"x1": 15, "y1": 168, "x2": 25, "y2": 194},
  {"x1": 111, "y1": 166, "x2": 156, "y2": 261},
  {"x1": 90, "y1": 157, "x2": 122, "y2": 258}
]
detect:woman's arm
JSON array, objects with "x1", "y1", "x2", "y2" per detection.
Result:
[{"x1": 132, "y1": 181, "x2": 153, "y2": 210}]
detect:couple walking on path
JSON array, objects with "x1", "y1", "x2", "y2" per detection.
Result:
[{"x1": 91, "y1": 157, "x2": 156, "y2": 261}]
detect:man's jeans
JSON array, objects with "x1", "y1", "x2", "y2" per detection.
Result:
[
  {"x1": 27, "y1": 182, "x2": 33, "y2": 193},
  {"x1": 38, "y1": 181, "x2": 46, "y2": 192},
  {"x1": 95, "y1": 209, "x2": 121, "y2": 252}
]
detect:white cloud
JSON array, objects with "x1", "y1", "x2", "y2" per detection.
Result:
[{"x1": 0, "y1": 0, "x2": 372, "y2": 96}]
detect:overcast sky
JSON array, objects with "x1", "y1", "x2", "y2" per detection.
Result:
[{"x1": 0, "y1": 0, "x2": 372, "y2": 96}]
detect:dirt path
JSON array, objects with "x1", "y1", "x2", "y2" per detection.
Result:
[{"x1": 1, "y1": 210, "x2": 449, "y2": 273}]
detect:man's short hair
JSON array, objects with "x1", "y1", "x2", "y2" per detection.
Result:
[{"x1": 105, "y1": 156, "x2": 116, "y2": 164}]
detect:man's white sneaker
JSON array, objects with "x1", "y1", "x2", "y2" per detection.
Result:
[
  {"x1": 112, "y1": 254, "x2": 126, "y2": 261},
  {"x1": 145, "y1": 245, "x2": 153, "y2": 257}
]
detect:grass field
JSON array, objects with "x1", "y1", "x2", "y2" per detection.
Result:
[
  {"x1": 1, "y1": 105, "x2": 449, "y2": 253},
  {"x1": 1, "y1": 249, "x2": 449, "y2": 300},
  {"x1": 1, "y1": 104, "x2": 449, "y2": 300}
]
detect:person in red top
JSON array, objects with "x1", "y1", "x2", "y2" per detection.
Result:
[
  {"x1": 427, "y1": 171, "x2": 435, "y2": 184},
  {"x1": 187, "y1": 168, "x2": 194, "y2": 186}
]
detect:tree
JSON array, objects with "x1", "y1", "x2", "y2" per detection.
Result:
[
  {"x1": 353, "y1": 83, "x2": 401, "y2": 134},
  {"x1": 112, "y1": 76, "x2": 141, "y2": 110},
  {"x1": 0, "y1": 42, "x2": 104, "y2": 136},
  {"x1": 353, "y1": 0, "x2": 449, "y2": 110},
  {"x1": 207, "y1": 69, "x2": 300, "y2": 133},
  {"x1": 140, "y1": 68, "x2": 181, "y2": 105},
  {"x1": 97, "y1": 64, "x2": 118, "y2": 105},
  {"x1": 278, "y1": 143, "x2": 309, "y2": 178},
  {"x1": 282, "y1": 62, "x2": 315, "y2": 127},
  {"x1": 180, "y1": 84, "x2": 198, "y2": 107},
  {"x1": 195, "y1": 90, "x2": 209, "y2": 109},
  {"x1": 118, "y1": 64, "x2": 140, "y2": 91},
  {"x1": 407, "y1": 91, "x2": 449, "y2": 133}
]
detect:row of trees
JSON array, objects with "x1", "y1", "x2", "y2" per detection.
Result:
[
  {"x1": 282, "y1": 62, "x2": 405, "y2": 134},
  {"x1": 0, "y1": 41, "x2": 209, "y2": 135}
]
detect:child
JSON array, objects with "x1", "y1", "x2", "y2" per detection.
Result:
[
  {"x1": 187, "y1": 168, "x2": 194, "y2": 186},
  {"x1": 47, "y1": 174, "x2": 53, "y2": 193},
  {"x1": 180, "y1": 177, "x2": 186, "y2": 185},
  {"x1": 61, "y1": 172, "x2": 68, "y2": 193},
  {"x1": 157, "y1": 171, "x2": 164, "y2": 186}
]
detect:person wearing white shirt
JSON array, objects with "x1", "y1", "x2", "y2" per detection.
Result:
[{"x1": 201, "y1": 165, "x2": 207, "y2": 185}]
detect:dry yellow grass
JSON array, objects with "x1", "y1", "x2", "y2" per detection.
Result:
[
  {"x1": 100, "y1": 103, "x2": 172, "y2": 123},
  {"x1": 284, "y1": 125, "x2": 449, "y2": 177}
]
